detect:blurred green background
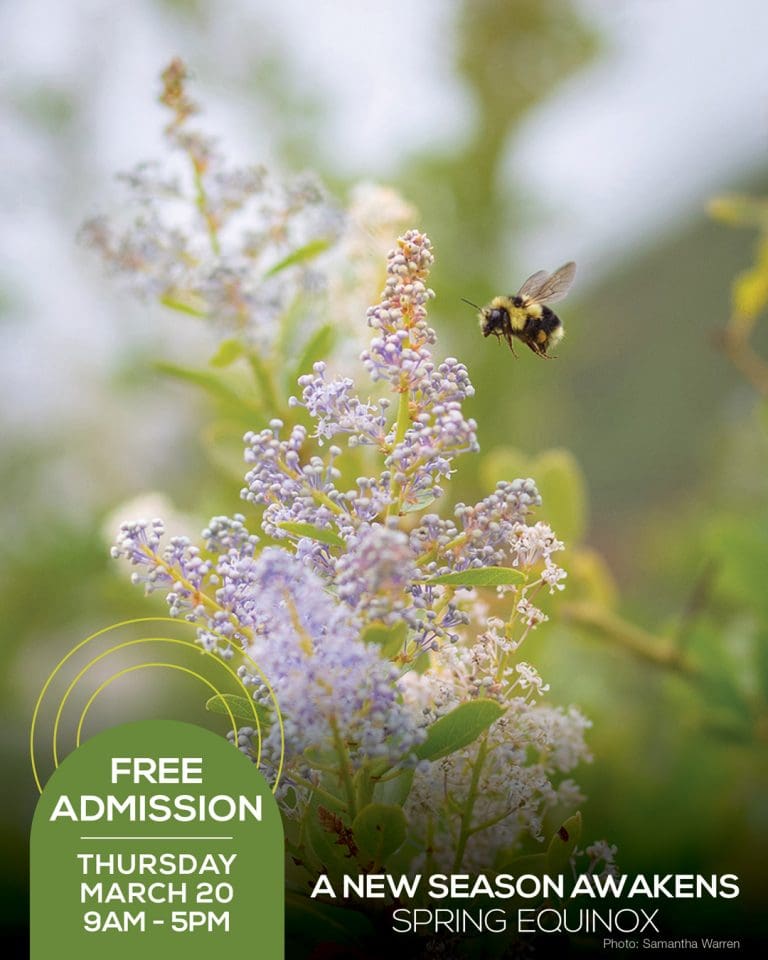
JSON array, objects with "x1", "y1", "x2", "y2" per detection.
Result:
[{"x1": 3, "y1": 0, "x2": 768, "y2": 946}]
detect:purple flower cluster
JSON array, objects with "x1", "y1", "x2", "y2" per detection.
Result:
[
  {"x1": 290, "y1": 361, "x2": 389, "y2": 446},
  {"x1": 203, "y1": 514, "x2": 260, "y2": 555},
  {"x1": 112, "y1": 227, "x2": 575, "y2": 803},
  {"x1": 241, "y1": 420, "x2": 390, "y2": 543},
  {"x1": 389, "y1": 357, "x2": 479, "y2": 508},
  {"x1": 112, "y1": 520, "x2": 211, "y2": 609},
  {"x1": 407, "y1": 479, "x2": 542, "y2": 576},
  {"x1": 361, "y1": 230, "x2": 437, "y2": 388},
  {"x1": 223, "y1": 548, "x2": 424, "y2": 763},
  {"x1": 335, "y1": 525, "x2": 416, "y2": 624},
  {"x1": 114, "y1": 230, "x2": 568, "y2": 658},
  {"x1": 81, "y1": 171, "x2": 334, "y2": 341},
  {"x1": 112, "y1": 514, "x2": 258, "y2": 655},
  {"x1": 81, "y1": 61, "x2": 340, "y2": 348}
]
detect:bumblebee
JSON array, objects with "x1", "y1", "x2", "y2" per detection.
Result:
[{"x1": 464, "y1": 261, "x2": 576, "y2": 359}]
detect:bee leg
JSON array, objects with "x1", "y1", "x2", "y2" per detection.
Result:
[
  {"x1": 528, "y1": 341, "x2": 555, "y2": 359},
  {"x1": 503, "y1": 331, "x2": 518, "y2": 357}
]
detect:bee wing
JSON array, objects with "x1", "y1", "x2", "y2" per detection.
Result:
[
  {"x1": 516, "y1": 269, "x2": 550, "y2": 300},
  {"x1": 527, "y1": 261, "x2": 576, "y2": 305}
]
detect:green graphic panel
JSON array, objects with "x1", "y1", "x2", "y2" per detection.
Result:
[{"x1": 31, "y1": 719, "x2": 284, "y2": 958}]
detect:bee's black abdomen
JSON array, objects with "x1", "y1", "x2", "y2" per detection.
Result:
[
  {"x1": 523, "y1": 306, "x2": 561, "y2": 337},
  {"x1": 540, "y1": 306, "x2": 562, "y2": 333}
]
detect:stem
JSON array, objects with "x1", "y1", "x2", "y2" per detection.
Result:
[
  {"x1": 372, "y1": 766, "x2": 408, "y2": 784},
  {"x1": 385, "y1": 387, "x2": 412, "y2": 519},
  {"x1": 452, "y1": 734, "x2": 490, "y2": 871},
  {"x1": 192, "y1": 163, "x2": 221, "y2": 256},
  {"x1": 432, "y1": 587, "x2": 455, "y2": 618},
  {"x1": 355, "y1": 765, "x2": 375, "y2": 810},
  {"x1": 719, "y1": 323, "x2": 768, "y2": 396},
  {"x1": 674, "y1": 560, "x2": 718, "y2": 654},
  {"x1": 300, "y1": 756, "x2": 338, "y2": 775},
  {"x1": 330, "y1": 717, "x2": 358, "y2": 820},
  {"x1": 424, "y1": 815, "x2": 437, "y2": 878},
  {"x1": 304, "y1": 484, "x2": 346, "y2": 517},
  {"x1": 564, "y1": 602, "x2": 694, "y2": 674},
  {"x1": 502, "y1": 580, "x2": 544, "y2": 670},
  {"x1": 416, "y1": 530, "x2": 469, "y2": 568},
  {"x1": 142, "y1": 547, "x2": 254, "y2": 645},
  {"x1": 276, "y1": 458, "x2": 346, "y2": 517},
  {"x1": 284, "y1": 593, "x2": 315, "y2": 656},
  {"x1": 288, "y1": 773, "x2": 342, "y2": 809},
  {"x1": 468, "y1": 805, "x2": 517, "y2": 836}
]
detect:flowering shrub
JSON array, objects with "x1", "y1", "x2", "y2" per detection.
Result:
[
  {"x1": 111, "y1": 226, "x2": 592, "y2": 868},
  {"x1": 92, "y1": 60, "x2": 612, "y2": 945}
]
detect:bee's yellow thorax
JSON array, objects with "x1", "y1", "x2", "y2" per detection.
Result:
[{"x1": 508, "y1": 307, "x2": 527, "y2": 331}]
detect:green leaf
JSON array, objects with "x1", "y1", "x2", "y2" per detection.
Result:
[
  {"x1": 734, "y1": 265, "x2": 768, "y2": 319},
  {"x1": 361, "y1": 621, "x2": 407, "y2": 658},
  {"x1": 264, "y1": 237, "x2": 332, "y2": 277},
  {"x1": 547, "y1": 812, "x2": 582, "y2": 874},
  {"x1": 159, "y1": 293, "x2": 206, "y2": 317},
  {"x1": 400, "y1": 490, "x2": 438, "y2": 514},
  {"x1": 288, "y1": 323, "x2": 336, "y2": 385},
  {"x1": 481, "y1": 446, "x2": 588, "y2": 544},
  {"x1": 285, "y1": 893, "x2": 374, "y2": 951},
  {"x1": 428, "y1": 567, "x2": 525, "y2": 587},
  {"x1": 755, "y1": 627, "x2": 768, "y2": 705},
  {"x1": 277, "y1": 521, "x2": 344, "y2": 548},
  {"x1": 479, "y1": 448, "x2": 529, "y2": 493},
  {"x1": 373, "y1": 768, "x2": 414, "y2": 807},
  {"x1": 352, "y1": 803, "x2": 407, "y2": 865},
  {"x1": 412, "y1": 650, "x2": 431, "y2": 674},
  {"x1": 699, "y1": 716, "x2": 752, "y2": 745},
  {"x1": 200, "y1": 419, "x2": 253, "y2": 484},
  {"x1": 568, "y1": 546, "x2": 618, "y2": 608},
  {"x1": 305, "y1": 799, "x2": 352, "y2": 877},
  {"x1": 534, "y1": 449, "x2": 588, "y2": 544},
  {"x1": 415, "y1": 699, "x2": 504, "y2": 762},
  {"x1": 209, "y1": 337, "x2": 244, "y2": 368},
  {"x1": 275, "y1": 290, "x2": 309, "y2": 357},
  {"x1": 205, "y1": 694, "x2": 270, "y2": 726},
  {"x1": 154, "y1": 361, "x2": 252, "y2": 409},
  {"x1": 708, "y1": 194, "x2": 768, "y2": 227}
]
